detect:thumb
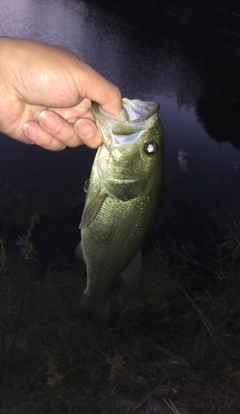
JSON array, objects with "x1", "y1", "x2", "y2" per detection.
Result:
[{"x1": 72, "y1": 61, "x2": 122, "y2": 116}]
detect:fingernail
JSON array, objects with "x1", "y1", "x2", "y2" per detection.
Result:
[
  {"x1": 39, "y1": 110, "x2": 61, "y2": 133},
  {"x1": 23, "y1": 122, "x2": 40, "y2": 139},
  {"x1": 75, "y1": 120, "x2": 94, "y2": 139}
]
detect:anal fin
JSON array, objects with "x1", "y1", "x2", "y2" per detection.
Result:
[{"x1": 121, "y1": 250, "x2": 142, "y2": 292}]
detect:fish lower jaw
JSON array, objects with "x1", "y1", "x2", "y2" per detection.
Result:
[{"x1": 106, "y1": 178, "x2": 139, "y2": 184}]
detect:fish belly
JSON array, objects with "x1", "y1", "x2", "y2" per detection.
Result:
[{"x1": 81, "y1": 193, "x2": 153, "y2": 302}]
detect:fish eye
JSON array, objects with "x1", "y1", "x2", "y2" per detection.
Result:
[{"x1": 144, "y1": 141, "x2": 158, "y2": 156}]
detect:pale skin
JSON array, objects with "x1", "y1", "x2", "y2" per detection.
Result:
[{"x1": 0, "y1": 37, "x2": 122, "y2": 151}]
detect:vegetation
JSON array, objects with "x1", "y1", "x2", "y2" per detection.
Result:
[{"x1": 0, "y1": 174, "x2": 240, "y2": 414}]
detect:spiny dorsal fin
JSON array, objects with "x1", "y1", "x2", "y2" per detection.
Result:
[
  {"x1": 84, "y1": 179, "x2": 90, "y2": 193},
  {"x1": 74, "y1": 242, "x2": 84, "y2": 262}
]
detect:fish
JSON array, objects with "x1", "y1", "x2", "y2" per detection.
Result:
[{"x1": 76, "y1": 98, "x2": 164, "y2": 328}]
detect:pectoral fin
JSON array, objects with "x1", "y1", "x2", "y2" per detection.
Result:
[
  {"x1": 79, "y1": 192, "x2": 107, "y2": 228},
  {"x1": 121, "y1": 250, "x2": 142, "y2": 291},
  {"x1": 83, "y1": 179, "x2": 90, "y2": 193}
]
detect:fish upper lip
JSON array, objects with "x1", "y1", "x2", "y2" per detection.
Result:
[{"x1": 92, "y1": 100, "x2": 160, "y2": 124}]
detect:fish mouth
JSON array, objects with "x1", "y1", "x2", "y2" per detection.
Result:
[
  {"x1": 121, "y1": 99, "x2": 159, "y2": 122},
  {"x1": 92, "y1": 98, "x2": 160, "y2": 147},
  {"x1": 92, "y1": 98, "x2": 159, "y2": 124}
]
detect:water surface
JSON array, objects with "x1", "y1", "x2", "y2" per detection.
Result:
[{"x1": 0, "y1": 0, "x2": 239, "y2": 222}]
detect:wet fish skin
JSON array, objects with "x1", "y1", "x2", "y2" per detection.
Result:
[{"x1": 77, "y1": 98, "x2": 164, "y2": 328}]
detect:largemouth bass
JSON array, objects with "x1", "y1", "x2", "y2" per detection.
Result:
[{"x1": 76, "y1": 98, "x2": 164, "y2": 328}]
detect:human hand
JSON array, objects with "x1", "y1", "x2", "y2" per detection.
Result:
[{"x1": 0, "y1": 37, "x2": 122, "y2": 150}]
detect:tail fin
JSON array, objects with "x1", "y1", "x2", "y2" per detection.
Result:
[{"x1": 76, "y1": 292, "x2": 110, "y2": 330}]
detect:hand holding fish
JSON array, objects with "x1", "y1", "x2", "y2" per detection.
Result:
[{"x1": 0, "y1": 37, "x2": 121, "y2": 150}]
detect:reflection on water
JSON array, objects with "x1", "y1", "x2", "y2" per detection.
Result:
[
  {"x1": 196, "y1": 96, "x2": 240, "y2": 149},
  {"x1": 0, "y1": 0, "x2": 239, "y2": 208}
]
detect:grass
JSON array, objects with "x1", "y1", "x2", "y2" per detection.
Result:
[{"x1": 0, "y1": 178, "x2": 240, "y2": 413}]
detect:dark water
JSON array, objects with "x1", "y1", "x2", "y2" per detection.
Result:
[{"x1": 0, "y1": 0, "x2": 240, "y2": 241}]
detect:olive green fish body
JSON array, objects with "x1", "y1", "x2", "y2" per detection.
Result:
[{"x1": 77, "y1": 99, "x2": 164, "y2": 327}]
